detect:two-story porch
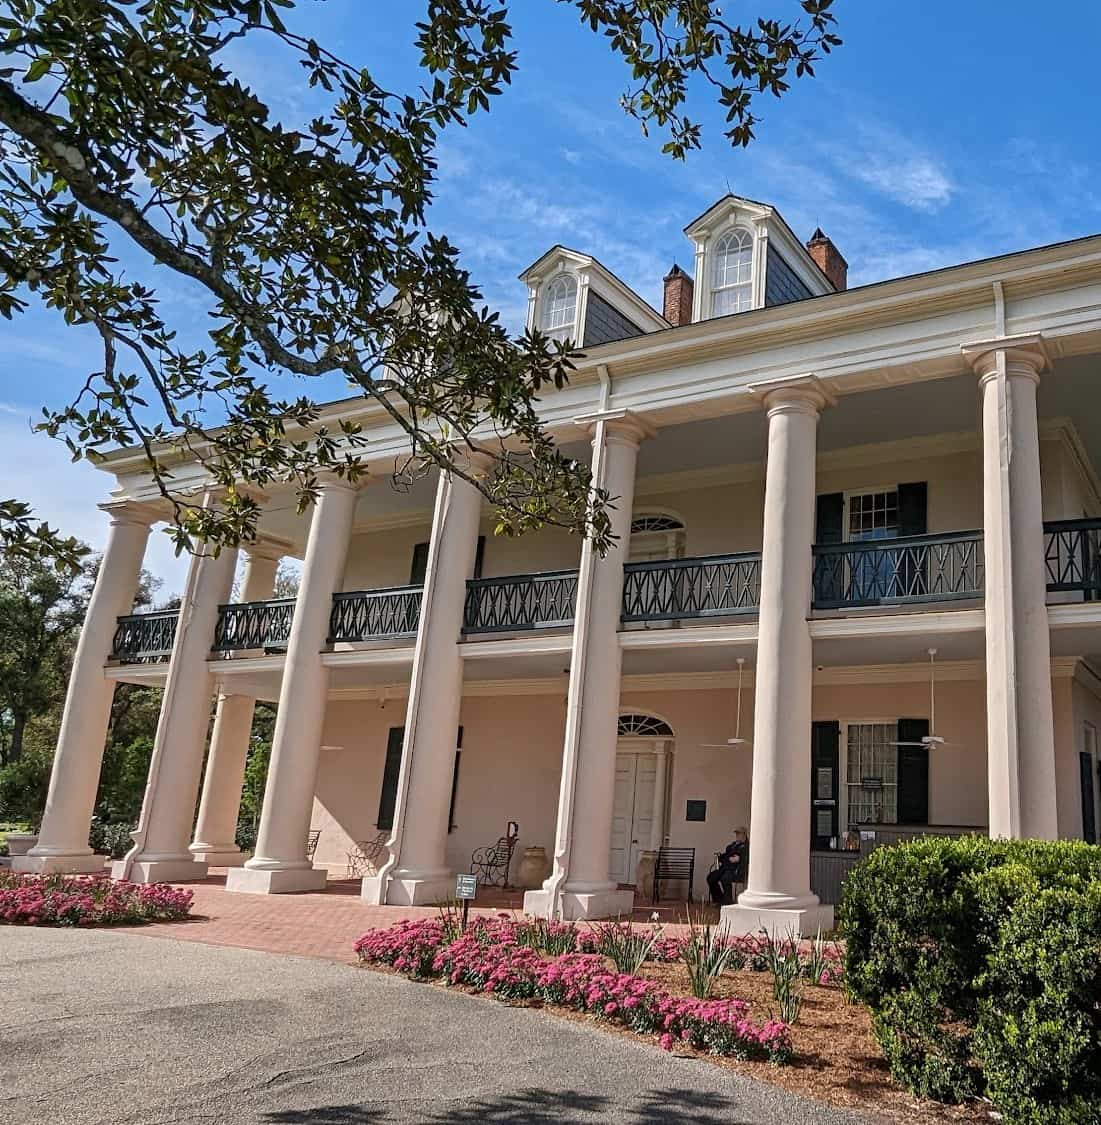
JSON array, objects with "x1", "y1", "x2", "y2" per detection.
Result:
[
  {"x1": 68, "y1": 361, "x2": 1101, "y2": 916},
  {"x1": 19, "y1": 220, "x2": 1101, "y2": 934}
]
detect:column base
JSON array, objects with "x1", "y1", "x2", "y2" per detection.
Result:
[
  {"x1": 720, "y1": 899, "x2": 834, "y2": 940},
  {"x1": 361, "y1": 871, "x2": 453, "y2": 906},
  {"x1": 225, "y1": 864, "x2": 328, "y2": 895},
  {"x1": 523, "y1": 886, "x2": 635, "y2": 921},
  {"x1": 188, "y1": 845, "x2": 248, "y2": 868},
  {"x1": 114, "y1": 857, "x2": 209, "y2": 884},
  {"x1": 12, "y1": 852, "x2": 109, "y2": 876}
]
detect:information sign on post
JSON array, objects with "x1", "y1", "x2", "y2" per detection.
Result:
[{"x1": 455, "y1": 873, "x2": 477, "y2": 930}]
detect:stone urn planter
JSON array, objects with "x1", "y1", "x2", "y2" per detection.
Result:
[
  {"x1": 515, "y1": 846, "x2": 551, "y2": 890},
  {"x1": 5, "y1": 832, "x2": 39, "y2": 857}
]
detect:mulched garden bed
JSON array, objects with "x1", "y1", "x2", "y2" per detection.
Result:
[
  {"x1": 354, "y1": 916, "x2": 996, "y2": 1125},
  {"x1": 634, "y1": 962, "x2": 993, "y2": 1124}
]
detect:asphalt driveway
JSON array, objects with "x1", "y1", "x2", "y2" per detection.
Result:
[{"x1": 1, "y1": 928, "x2": 873, "y2": 1124}]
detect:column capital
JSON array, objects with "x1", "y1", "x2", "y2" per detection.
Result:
[
  {"x1": 747, "y1": 373, "x2": 836, "y2": 416},
  {"x1": 573, "y1": 409, "x2": 656, "y2": 446},
  {"x1": 961, "y1": 333, "x2": 1050, "y2": 383},
  {"x1": 315, "y1": 468, "x2": 369, "y2": 495},
  {"x1": 243, "y1": 533, "x2": 296, "y2": 564},
  {"x1": 97, "y1": 498, "x2": 167, "y2": 527}
]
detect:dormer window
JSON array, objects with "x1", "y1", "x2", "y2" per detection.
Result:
[
  {"x1": 542, "y1": 273, "x2": 578, "y2": 341},
  {"x1": 710, "y1": 228, "x2": 753, "y2": 317}
]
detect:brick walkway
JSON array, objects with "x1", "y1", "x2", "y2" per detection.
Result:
[{"x1": 117, "y1": 871, "x2": 721, "y2": 963}]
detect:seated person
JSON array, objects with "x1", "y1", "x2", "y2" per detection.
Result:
[{"x1": 707, "y1": 827, "x2": 748, "y2": 906}]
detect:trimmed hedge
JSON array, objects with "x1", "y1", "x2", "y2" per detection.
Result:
[{"x1": 839, "y1": 837, "x2": 1101, "y2": 1123}]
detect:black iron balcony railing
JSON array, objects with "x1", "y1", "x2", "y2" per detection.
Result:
[
  {"x1": 812, "y1": 530, "x2": 985, "y2": 610},
  {"x1": 1043, "y1": 518, "x2": 1101, "y2": 600},
  {"x1": 329, "y1": 585, "x2": 423, "y2": 642},
  {"x1": 463, "y1": 570, "x2": 579, "y2": 634},
  {"x1": 111, "y1": 609, "x2": 179, "y2": 663},
  {"x1": 622, "y1": 552, "x2": 762, "y2": 623},
  {"x1": 213, "y1": 599, "x2": 295, "y2": 653}
]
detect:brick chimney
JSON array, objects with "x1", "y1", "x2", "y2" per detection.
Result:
[
  {"x1": 663, "y1": 263, "x2": 694, "y2": 326},
  {"x1": 806, "y1": 228, "x2": 848, "y2": 292}
]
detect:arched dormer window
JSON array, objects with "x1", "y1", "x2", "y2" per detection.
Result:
[
  {"x1": 542, "y1": 273, "x2": 578, "y2": 341},
  {"x1": 710, "y1": 228, "x2": 753, "y2": 317}
]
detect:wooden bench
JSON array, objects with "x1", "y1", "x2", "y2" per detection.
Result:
[{"x1": 653, "y1": 846, "x2": 696, "y2": 904}]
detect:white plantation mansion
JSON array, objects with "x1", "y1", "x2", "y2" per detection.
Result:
[{"x1": 17, "y1": 193, "x2": 1101, "y2": 935}]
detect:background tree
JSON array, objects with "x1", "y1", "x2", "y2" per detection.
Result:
[
  {"x1": 0, "y1": 548, "x2": 166, "y2": 830},
  {"x1": 0, "y1": 552, "x2": 88, "y2": 764},
  {"x1": 0, "y1": 0, "x2": 839, "y2": 565}
]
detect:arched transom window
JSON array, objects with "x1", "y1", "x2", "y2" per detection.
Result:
[
  {"x1": 618, "y1": 713, "x2": 675, "y2": 738},
  {"x1": 630, "y1": 514, "x2": 685, "y2": 535},
  {"x1": 710, "y1": 228, "x2": 753, "y2": 317},
  {"x1": 542, "y1": 273, "x2": 578, "y2": 341}
]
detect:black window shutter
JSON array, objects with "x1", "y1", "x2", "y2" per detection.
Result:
[
  {"x1": 473, "y1": 536, "x2": 486, "y2": 580},
  {"x1": 897, "y1": 482, "x2": 928, "y2": 537},
  {"x1": 814, "y1": 494, "x2": 845, "y2": 606},
  {"x1": 1080, "y1": 752, "x2": 1097, "y2": 844},
  {"x1": 409, "y1": 542, "x2": 430, "y2": 585},
  {"x1": 815, "y1": 493, "x2": 845, "y2": 544},
  {"x1": 376, "y1": 727, "x2": 405, "y2": 831},
  {"x1": 448, "y1": 726, "x2": 463, "y2": 832},
  {"x1": 810, "y1": 721, "x2": 840, "y2": 848},
  {"x1": 897, "y1": 718, "x2": 930, "y2": 825}
]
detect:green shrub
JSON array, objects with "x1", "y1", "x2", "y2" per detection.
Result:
[
  {"x1": 0, "y1": 750, "x2": 52, "y2": 829},
  {"x1": 88, "y1": 817, "x2": 135, "y2": 860},
  {"x1": 840, "y1": 836, "x2": 1101, "y2": 1122}
]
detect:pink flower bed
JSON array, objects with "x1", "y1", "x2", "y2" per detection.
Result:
[
  {"x1": 355, "y1": 917, "x2": 793, "y2": 1063},
  {"x1": 0, "y1": 872, "x2": 193, "y2": 926}
]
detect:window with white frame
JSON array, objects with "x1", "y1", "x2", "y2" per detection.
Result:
[
  {"x1": 710, "y1": 228, "x2": 753, "y2": 317},
  {"x1": 542, "y1": 273, "x2": 578, "y2": 341},
  {"x1": 846, "y1": 723, "x2": 898, "y2": 825},
  {"x1": 847, "y1": 489, "x2": 900, "y2": 542}
]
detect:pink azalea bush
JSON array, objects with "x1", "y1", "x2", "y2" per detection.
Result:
[
  {"x1": 0, "y1": 872, "x2": 192, "y2": 926},
  {"x1": 355, "y1": 917, "x2": 793, "y2": 1063}
]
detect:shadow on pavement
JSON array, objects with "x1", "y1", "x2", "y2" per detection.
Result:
[{"x1": 263, "y1": 1088, "x2": 755, "y2": 1123}]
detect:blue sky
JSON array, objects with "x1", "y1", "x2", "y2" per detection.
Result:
[{"x1": 3, "y1": 0, "x2": 1101, "y2": 591}]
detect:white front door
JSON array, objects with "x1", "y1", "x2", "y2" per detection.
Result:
[{"x1": 609, "y1": 750, "x2": 658, "y2": 884}]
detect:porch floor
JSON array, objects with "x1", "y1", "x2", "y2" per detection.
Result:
[{"x1": 115, "y1": 870, "x2": 721, "y2": 964}]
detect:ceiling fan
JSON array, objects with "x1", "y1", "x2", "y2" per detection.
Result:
[
  {"x1": 702, "y1": 658, "x2": 752, "y2": 749},
  {"x1": 891, "y1": 648, "x2": 956, "y2": 749}
]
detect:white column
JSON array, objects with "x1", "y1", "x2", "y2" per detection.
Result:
[
  {"x1": 115, "y1": 536, "x2": 238, "y2": 883},
  {"x1": 362, "y1": 463, "x2": 485, "y2": 906},
  {"x1": 525, "y1": 411, "x2": 651, "y2": 921},
  {"x1": 189, "y1": 542, "x2": 284, "y2": 866},
  {"x1": 964, "y1": 334, "x2": 1058, "y2": 839},
  {"x1": 723, "y1": 379, "x2": 834, "y2": 938},
  {"x1": 15, "y1": 502, "x2": 158, "y2": 874},
  {"x1": 649, "y1": 744, "x2": 669, "y2": 851},
  {"x1": 227, "y1": 477, "x2": 361, "y2": 894}
]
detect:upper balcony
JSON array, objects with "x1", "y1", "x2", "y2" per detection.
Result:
[{"x1": 108, "y1": 519, "x2": 1101, "y2": 663}]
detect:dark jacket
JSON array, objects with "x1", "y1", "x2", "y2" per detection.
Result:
[{"x1": 718, "y1": 840, "x2": 747, "y2": 879}]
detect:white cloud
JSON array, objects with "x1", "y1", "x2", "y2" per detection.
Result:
[{"x1": 817, "y1": 124, "x2": 954, "y2": 213}]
